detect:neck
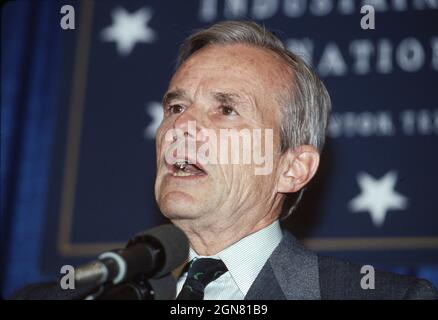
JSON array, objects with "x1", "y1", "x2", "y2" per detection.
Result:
[{"x1": 172, "y1": 202, "x2": 282, "y2": 256}]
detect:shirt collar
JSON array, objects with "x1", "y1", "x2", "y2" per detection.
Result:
[{"x1": 187, "y1": 220, "x2": 283, "y2": 296}]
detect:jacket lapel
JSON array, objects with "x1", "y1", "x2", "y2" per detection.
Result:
[
  {"x1": 245, "y1": 261, "x2": 286, "y2": 300},
  {"x1": 245, "y1": 231, "x2": 321, "y2": 300}
]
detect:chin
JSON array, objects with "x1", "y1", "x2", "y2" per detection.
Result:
[{"x1": 158, "y1": 191, "x2": 204, "y2": 220}]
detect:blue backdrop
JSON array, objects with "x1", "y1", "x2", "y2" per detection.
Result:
[{"x1": 1, "y1": 0, "x2": 438, "y2": 298}]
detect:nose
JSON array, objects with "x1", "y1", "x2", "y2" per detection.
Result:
[{"x1": 173, "y1": 107, "x2": 204, "y2": 138}]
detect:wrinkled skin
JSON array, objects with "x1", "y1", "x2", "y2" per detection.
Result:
[{"x1": 155, "y1": 44, "x2": 319, "y2": 255}]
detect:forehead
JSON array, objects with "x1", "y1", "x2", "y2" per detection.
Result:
[{"x1": 169, "y1": 43, "x2": 291, "y2": 101}]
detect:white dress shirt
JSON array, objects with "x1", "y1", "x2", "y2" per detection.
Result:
[{"x1": 176, "y1": 220, "x2": 283, "y2": 300}]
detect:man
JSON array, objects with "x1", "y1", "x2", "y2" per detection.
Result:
[
  {"x1": 154, "y1": 20, "x2": 437, "y2": 300},
  {"x1": 12, "y1": 20, "x2": 438, "y2": 300}
]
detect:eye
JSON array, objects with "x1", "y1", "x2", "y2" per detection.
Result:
[
  {"x1": 167, "y1": 104, "x2": 185, "y2": 114},
  {"x1": 220, "y1": 105, "x2": 238, "y2": 116}
]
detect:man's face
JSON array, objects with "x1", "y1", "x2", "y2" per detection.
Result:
[{"x1": 154, "y1": 44, "x2": 290, "y2": 228}]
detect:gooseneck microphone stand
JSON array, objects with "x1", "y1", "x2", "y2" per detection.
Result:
[
  {"x1": 75, "y1": 273, "x2": 176, "y2": 300},
  {"x1": 83, "y1": 275, "x2": 154, "y2": 300}
]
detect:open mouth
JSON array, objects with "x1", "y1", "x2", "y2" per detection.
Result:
[{"x1": 167, "y1": 159, "x2": 207, "y2": 177}]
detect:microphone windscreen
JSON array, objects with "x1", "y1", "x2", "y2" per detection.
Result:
[{"x1": 131, "y1": 224, "x2": 189, "y2": 278}]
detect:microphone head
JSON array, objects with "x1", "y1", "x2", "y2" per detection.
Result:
[{"x1": 128, "y1": 224, "x2": 189, "y2": 278}]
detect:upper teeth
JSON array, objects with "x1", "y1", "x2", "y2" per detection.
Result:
[{"x1": 175, "y1": 160, "x2": 188, "y2": 169}]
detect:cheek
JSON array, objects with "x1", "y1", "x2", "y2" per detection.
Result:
[
  {"x1": 154, "y1": 175, "x2": 164, "y2": 202},
  {"x1": 156, "y1": 122, "x2": 174, "y2": 156},
  {"x1": 222, "y1": 164, "x2": 252, "y2": 192},
  {"x1": 155, "y1": 126, "x2": 165, "y2": 153}
]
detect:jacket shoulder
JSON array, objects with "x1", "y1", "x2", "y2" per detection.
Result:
[{"x1": 318, "y1": 255, "x2": 438, "y2": 300}]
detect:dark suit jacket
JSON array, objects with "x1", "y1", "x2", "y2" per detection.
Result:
[
  {"x1": 245, "y1": 231, "x2": 438, "y2": 299},
  {"x1": 10, "y1": 231, "x2": 438, "y2": 300}
]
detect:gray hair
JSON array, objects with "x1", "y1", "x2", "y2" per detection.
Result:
[{"x1": 176, "y1": 20, "x2": 331, "y2": 218}]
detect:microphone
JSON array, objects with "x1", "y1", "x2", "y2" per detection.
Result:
[
  {"x1": 90, "y1": 274, "x2": 177, "y2": 300},
  {"x1": 74, "y1": 224, "x2": 189, "y2": 288}
]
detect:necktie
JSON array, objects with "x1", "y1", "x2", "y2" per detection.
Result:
[{"x1": 176, "y1": 258, "x2": 228, "y2": 300}]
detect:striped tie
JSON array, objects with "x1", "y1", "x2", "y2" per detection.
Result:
[{"x1": 177, "y1": 258, "x2": 228, "y2": 300}]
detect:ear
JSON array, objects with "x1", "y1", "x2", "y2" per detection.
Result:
[{"x1": 277, "y1": 145, "x2": 320, "y2": 193}]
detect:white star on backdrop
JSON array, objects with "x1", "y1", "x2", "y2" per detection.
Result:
[
  {"x1": 100, "y1": 7, "x2": 156, "y2": 56},
  {"x1": 349, "y1": 171, "x2": 408, "y2": 227},
  {"x1": 144, "y1": 102, "x2": 163, "y2": 139}
]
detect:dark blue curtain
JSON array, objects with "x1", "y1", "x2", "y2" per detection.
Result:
[{"x1": 1, "y1": 0, "x2": 62, "y2": 297}]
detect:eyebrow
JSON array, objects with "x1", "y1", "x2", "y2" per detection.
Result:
[
  {"x1": 212, "y1": 92, "x2": 243, "y2": 106},
  {"x1": 162, "y1": 89, "x2": 252, "y2": 110},
  {"x1": 213, "y1": 91, "x2": 255, "y2": 114},
  {"x1": 162, "y1": 89, "x2": 188, "y2": 105}
]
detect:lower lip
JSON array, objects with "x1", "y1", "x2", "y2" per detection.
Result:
[{"x1": 166, "y1": 172, "x2": 208, "y2": 180}]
